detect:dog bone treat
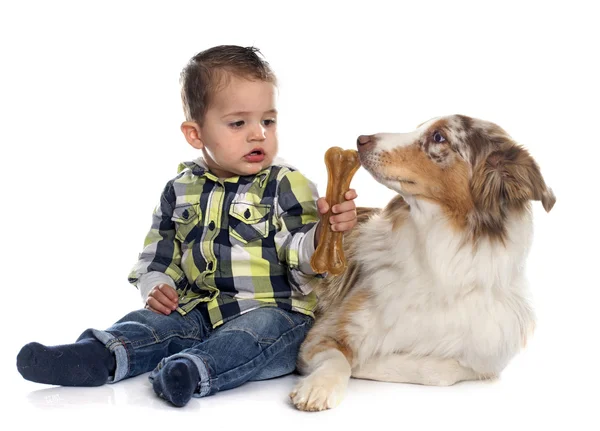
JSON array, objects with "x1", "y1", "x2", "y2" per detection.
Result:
[{"x1": 311, "y1": 147, "x2": 360, "y2": 275}]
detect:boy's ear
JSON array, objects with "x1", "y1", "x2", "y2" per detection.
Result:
[{"x1": 181, "y1": 121, "x2": 203, "y2": 149}]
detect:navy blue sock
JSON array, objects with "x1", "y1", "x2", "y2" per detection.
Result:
[
  {"x1": 17, "y1": 339, "x2": 116, "y2": 387},
  {"x1": 152, "y1": 358, "x2": 199, "y2": 407}
]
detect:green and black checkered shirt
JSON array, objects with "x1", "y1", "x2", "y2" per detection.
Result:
[{"x1": 128, "y1": 158, "x2": 320, "y2": 328}]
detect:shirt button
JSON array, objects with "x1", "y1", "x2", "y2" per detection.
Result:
[
  {"x1": 208, "y1": 221, "x2": 216, "y2": 230},
  {"x1": 182, "y1": 209, "x2": 189, "y2": 219},
  {"x1": 207, "y1": 262, "x2": 214, "y2": 271}
]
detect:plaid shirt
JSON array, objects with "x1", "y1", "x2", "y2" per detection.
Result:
[{"x1": 128, "y1": 158, "x2": 320, "y2": 328}]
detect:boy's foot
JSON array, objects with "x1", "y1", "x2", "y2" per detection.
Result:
[
  {"x1": 17, "y1": 339, "x2": 116, "y2": 387},
  {"x1": 152, "y1": 358, "x2": 199, "y2": 407}
]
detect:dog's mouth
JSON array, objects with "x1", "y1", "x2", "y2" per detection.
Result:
[
  {"x1": 383, "y1": 176, "x2": 417, "y2": 187},
  {"x1": 360, "y1": 153, "x2": 418, "y2": 190},
  {"x1": 370, "y1": 170, "x2": 416, "y2": 186}
]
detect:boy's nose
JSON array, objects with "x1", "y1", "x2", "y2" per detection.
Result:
[{"x1": 250, "y1": 125, "x2": 267, "y2": 140}]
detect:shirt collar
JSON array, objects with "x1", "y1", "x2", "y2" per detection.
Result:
[{"x1": 178, "y1": 156, "x2": 294, "y2": 185}]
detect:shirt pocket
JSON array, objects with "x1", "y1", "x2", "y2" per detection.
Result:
[
  {"x1": 229, "y1": 201, "x2": 271, "y2": 244},
  {"x1": 171, "y1": 203, "x2": 202, "y2": 244}
]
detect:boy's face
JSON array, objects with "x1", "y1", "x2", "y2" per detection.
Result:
[{"x1": 183, "y1": 75, "x2": 278, "y2": 178}]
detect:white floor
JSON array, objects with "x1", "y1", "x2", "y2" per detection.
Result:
[{"x1": 7, "y1": 325, "x2": 597, "y2": 431}]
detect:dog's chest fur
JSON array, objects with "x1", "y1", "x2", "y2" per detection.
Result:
[{"x1": 337, "y1": 201, "x2": 536, "y2": 374}]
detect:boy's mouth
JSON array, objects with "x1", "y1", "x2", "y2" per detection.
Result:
[{"x1": 244, "y1": 148, "x2": 265, "y2": 163}]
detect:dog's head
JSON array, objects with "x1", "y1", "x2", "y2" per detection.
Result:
[{"x1": 357, "y1": 115, "x2": 555, "y2": 240}]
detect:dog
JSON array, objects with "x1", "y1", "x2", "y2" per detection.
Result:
[{"x1": 290, "y1": 114, "x2": 555, "y2": 411}]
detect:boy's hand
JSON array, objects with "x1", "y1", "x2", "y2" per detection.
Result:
[
  {"x1": 145, "y1": 284, "x2": 179, "y2": 315},
  {"x1": 315, "y1": 189, "x2": 358, "y2": 244}
]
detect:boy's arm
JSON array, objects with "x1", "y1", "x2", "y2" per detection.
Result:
[
  {"x1": 128, "y1": 181, "x2": 186, "y2": 301},
  {"x1": 137, "y1": 272, "x2": 176, "y2": 302},
  {"x1": 274, "y1": 169, "x2": 322, "y2": 295}
]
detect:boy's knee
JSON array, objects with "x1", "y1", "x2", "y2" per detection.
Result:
[
  {"x1": 219, "y1": 307, "x2": 312, "y2": 343},
  {"x1": 115, "y1": 308, "x2": 165, "y2": 325}
]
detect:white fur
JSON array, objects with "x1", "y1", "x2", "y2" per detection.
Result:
[
  {"x1": 290, "y1": 350, "x2": 351, "y2": 411},
  {"x1": 375, "y1": 130, "x2": 422, "y2": 151},
  {"x1": 348, "y1": 204, "x2": 534, "y2": 373}
]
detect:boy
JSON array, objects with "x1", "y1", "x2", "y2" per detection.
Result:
[{"x1": 16, "y1": 45, "x2": 358, "y2": 407}]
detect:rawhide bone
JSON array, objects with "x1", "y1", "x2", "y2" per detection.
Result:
[{"x1": 310, "y1": 147, "x2": 361, "y2": 276}]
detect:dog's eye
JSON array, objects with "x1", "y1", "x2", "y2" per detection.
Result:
[{"x1": 433, "y1": 132, "x2": 446, "y2": 143}]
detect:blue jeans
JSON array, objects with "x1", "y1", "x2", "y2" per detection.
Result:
[{"x1": 76, "y1": 306, "x2": 313, "y2": 397}]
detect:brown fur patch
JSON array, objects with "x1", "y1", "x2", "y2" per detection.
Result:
[
  {"x1": 470, "y1": 141, "x2": 555, "y2": 242},
  {"x1": 382, "y1": 145, "x2": 473, "y2": 232},
  {"x1": 427, "y1": 119, "x2": 451, "y2": 135},
  {"x1": 302, "y1": 288, "x2": 371, "y2": 368},
  {"x1": 303, "y1": 335, "x2": 353, "y2": 365},
  {"x1": 314, "y1": 247, "x2": 362, "y2": 315},
  {"x1": 334, "y1": 289, "x2": 372, "y2": 364},
  {"x1": 382, "y1": 195, "x2": 410, "y2": 231},
  {"x1": 356, "y1": 206, "x2": 380, "y2": 224}
]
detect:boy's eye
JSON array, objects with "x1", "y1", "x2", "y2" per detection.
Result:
[
  {"x1": 229, "y1": 121, "x2": 245, "y2": 128},
  {"x1": 263, "y1": 118, "x2": 276, "y2": 126}
]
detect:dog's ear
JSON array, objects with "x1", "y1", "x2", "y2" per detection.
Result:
[{"x1": 472, "y1": 145, "x2": 556, "y2": 212}]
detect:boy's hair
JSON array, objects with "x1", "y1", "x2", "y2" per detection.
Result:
[{"x1": 180, "y1": 45, "x2": 277, "y2": 125}]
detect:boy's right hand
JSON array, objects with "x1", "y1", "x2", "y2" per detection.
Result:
[{"x1": 145, "y1": 284, "x2": 179, "y2": 315}]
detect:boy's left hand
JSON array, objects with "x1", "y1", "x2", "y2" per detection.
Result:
[{"x1": 315, "y1": 189, "x2": 358, "y2": 241}]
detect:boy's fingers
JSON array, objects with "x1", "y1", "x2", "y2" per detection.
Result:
[
  {"x1": 330, "y1": 210, "x2": 358, "y2": 224},
  {"x1": 344, "y1": 189, "x2": 358, "y2": 200},
  {"x1": 332, "y1": 200, "x2": 357, "y2": 214},
  {"x1": 145, "y1": 297, "x2": 170, "y2": 315},
  {"x1": 148, "y1": 306, "x2": 167, "y2": 315},
  {"x1": 158, "y1": 284, "x2": 178, "y2": 302},
  {"x1": 150, "y1": 290, "x2": 176, "y2": 310},
  {"x1": 145, "y1": 303, "x2": 161, "y2": 314},
  {"x1": 317, "y1": 198, "x2": 329, "y2": 214},
  {"x1": 331, "y1": 220, "x2": 357, "y2": 232},
  {"x1": 319, "y1": 191, "x2": 356, "y2": 215}
]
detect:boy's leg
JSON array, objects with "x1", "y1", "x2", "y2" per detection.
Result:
[
  {"x1": 17, "y1": 338, "x2": 117, "y2": 387},
  {"x1": 151, "y1": 307, "x2": 312, "y2": 405},
  {"x1": 17, "y1": 308, "x2": 210, "y2": 387}
]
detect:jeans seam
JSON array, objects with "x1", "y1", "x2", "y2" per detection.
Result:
[
  {"x1": 89, "y1": 330, "x2": 130, "y2": 383},
  {"x1": 218, "y1": 327, "x2": 259, "y2": 341},
  {"x1": 267, "y1": 307, "x2": 296, "y2": 326},
  {"x1": 128, "y1": 332, "x2": 204, "y2": 349},
  {"x1": 197, "y1": 355, "x2": 213, "y2": 397}
]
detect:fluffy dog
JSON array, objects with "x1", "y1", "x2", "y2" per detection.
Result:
[{"x1": 290, "y1": 114, "x2": 555, "y2": 411}]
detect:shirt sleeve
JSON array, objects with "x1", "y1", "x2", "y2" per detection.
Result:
[
  {"x1": 128, "y1": 181, "x2": 186, "y2": 292},
  {"x1": 274, "y1": 168, "x2": 323, "y2": 295}
]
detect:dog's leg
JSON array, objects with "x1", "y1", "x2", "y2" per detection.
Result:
[
  {"x1": 290, "y1": 347, "x2": 352, "y2": 411},
  {"x1": 352, "y1": 354, "x2": 486, "y2": 386}
]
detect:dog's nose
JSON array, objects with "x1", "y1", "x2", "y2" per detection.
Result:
[
  {"x1": 357, "y1": 135, "x2": 371, "y2": 145},
  {"x1": 357, "y1": 134, "x2": 375, "y2": 151}
]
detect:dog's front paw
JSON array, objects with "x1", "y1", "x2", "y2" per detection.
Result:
[{"x1": 289, "y1": 373, "x2": 348, "y2": 412}]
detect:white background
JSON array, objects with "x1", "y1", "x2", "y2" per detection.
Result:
[{"x1": 1, "y1": 0, "x2": 598, "y2": 429}]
